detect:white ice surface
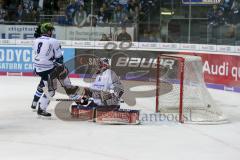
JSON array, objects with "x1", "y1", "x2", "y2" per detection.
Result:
[{"x1": 0, "y1": 76, "x2": 240, "y2": 160}]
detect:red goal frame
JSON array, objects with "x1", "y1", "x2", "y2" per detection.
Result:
[{"x1": 155, "y1": 55, "x2": 185, "y2": 123}]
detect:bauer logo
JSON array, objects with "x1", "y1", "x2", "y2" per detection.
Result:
[
  {"x1": 115, "y1": 57, "x2": 175, "y2": 69},
  {"x1": 112, "y1": 55, "x2": 177, "y2": 81},
  {"x1": 116, "y1": 57, "x2": 157, "y2": 68}
]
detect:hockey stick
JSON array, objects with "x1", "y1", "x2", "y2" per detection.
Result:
[
  {"x1": 42, "y1": 86, "x2": 97, "y2": 105},
  {"x1": 55, "y1": 98, "x2": 79, "y2": 102},
  {"x1": 54, "y1": 97, "x2": 124, "y2": 103}
]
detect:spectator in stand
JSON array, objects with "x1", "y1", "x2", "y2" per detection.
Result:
[
  {"x1": 0, "y1": 3, "x2": 6, "y2": 22},
  {"x1": 109, "y1": 0, "x2": 120, "y2": 11},
  {"x1": 73, "y1": 5, "x2": 87, "y2": 27},
  {"x1": 85, "y1": 14, "x2": 98, "y2": 27},
  {"x1": 228, "y1": 0, "x2": 240, "y2": 24},
  {"x1": 5, "y1": 0, "x2": 18, "y2": 21},
  {"x1": 101, "y1": 2, "x2": 108, "y2": 11},
  {"x1": 16, "y1": 4, "x2": 27, "y2": 22},
  {"x1": 75, "y1": 0, "x2": 84, "y2": 8},
  {"x1": 66, "y1": 0, "x2": 77, "y2": 25},
  {"x1": 117, "y1": 26, "x2": 132, "y2": 41},
  {"x1": 100, "y1": 33, "x2": 110, "y2": 41},
  {"x1": 128, "y1": 0, "x2": 139, "y2": 23},
  {"x1": 113, "y1": 4, "x2": 126, "y2": 24},
  {"x1": 208, "y1": 6, "x2": 228, "y2": 26},
  {"x1": 22, "y1": 0, "x2": 33, "y2": 14},
  {"x1": 118, "y1": 0, "x2": 128, "y2": 11},
  {"x1": 97, "y1": 7, "x2": 109, "y2": 24},
  {"x1": 128, "y1": 0, "x2": 139, "y2": 10},
  {"x1": 207, "y1": 5, "x2": 218, "y2": 26},
  {"x1": 122, "y1": 14, "x2": 131, "y2": 25},
  {"x1": 43, "y1": 0, "x2": 54, "y2": 15},
  {"x1": 221, "y1": 0, "x2": 234, "y2": 13},
  {"x1": 98, "y1": 2, "x2": 111, "y2": 23},
  {"x1": 26, "y1": 8, "x2": 40, "y2": 22}
]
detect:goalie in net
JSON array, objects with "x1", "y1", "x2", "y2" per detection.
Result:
[{"x1": 72, "y1": 58, "x2": 140, "y2": 124}]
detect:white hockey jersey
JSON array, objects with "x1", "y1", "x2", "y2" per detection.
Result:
[
  {"x1": 33, "y1": 36, "x2": 63, "y2": 72},
  {"x1": 90, "y1": 69, "x2": 124, "y2": 106}
]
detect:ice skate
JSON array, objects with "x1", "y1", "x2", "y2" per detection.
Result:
[
  {"x1": 31, "y1": 101, "x2": 37, "y2": 110},
  {"x1": 37, "y1": 107, "x2": 51, "y2": 117}
]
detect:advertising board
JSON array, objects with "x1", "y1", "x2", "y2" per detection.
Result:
[
  {"x1": 181, "y1": 52, "x2": 240, "y2": 92},
  {"x1": 0, "y1": 47, "x2": 75, "y2": 73},
  {"x1": 0, "y1": 25, "x2": 134, "y2": 41}
]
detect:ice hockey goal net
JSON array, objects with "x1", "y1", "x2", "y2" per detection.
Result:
[{"x1": 155, "y1": 54, "x2": 227, "y2": 124}]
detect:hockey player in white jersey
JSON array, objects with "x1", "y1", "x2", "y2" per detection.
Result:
[
  {"x1": 76, "y1": 58, "x2": 124, "y2": 112},
  {"x1": 31, "y1": 24, "x2": 44, "y2": 110},
  {"x1": 33, "y1": 23, "x2": 79, "y2": 117}
]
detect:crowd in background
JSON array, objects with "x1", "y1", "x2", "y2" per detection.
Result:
[
  {"x1": 0, "y1": 0, "x2": 60, "y2": 22},
  {"x1": 206, "y1": 0, "x2": 240, "y2": 44},
  {"x1": 1, "y1": 0, "x2": 240, "y2": 44},
  {"x1": 0, "y1": 0, "x2": 150, "y2": 25},
  {"x1": 207, "y1": 0, "x2": 240, "y2": 26},
  {"x1": 64, "y1": 0, "x2": 150, "y2": 27},
  {"x1": 0, "y1": 0, "x2": 158, "y2": 42},
  {"x1": 0, "y1": 0, "x2": 150, "y2": 39}
]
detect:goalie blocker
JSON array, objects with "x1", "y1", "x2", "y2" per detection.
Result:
[{"x1": 71, "y1": 105, "x2": 140, "y2": 125}]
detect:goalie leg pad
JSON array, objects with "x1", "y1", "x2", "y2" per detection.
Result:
[
  {"x1": 96, "y1": 108, "x2": 140, "y2": 125},
  {"x1": 71, "y1": 105, "x2": 95, "y2": 121},
  {"x1": 70, "y1": 104, "x2": 118, "y2": 122}
]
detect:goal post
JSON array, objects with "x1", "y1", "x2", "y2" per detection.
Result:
[{"x1": 155, "y1": 54, "x2": 228, "y2": 124}]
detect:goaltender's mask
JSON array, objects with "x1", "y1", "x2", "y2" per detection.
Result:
[{"x1": 96, "y1": 58, "x2": 110, "y2": 74}]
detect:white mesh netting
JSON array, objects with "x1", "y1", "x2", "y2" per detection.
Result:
[{"x1": 157, "y1": 54, "x2": 228, "y2": 124}]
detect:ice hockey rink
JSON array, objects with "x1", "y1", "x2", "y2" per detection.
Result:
[{"x1": 0, "y1": 76, "x2": 240, "y2": 160}]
